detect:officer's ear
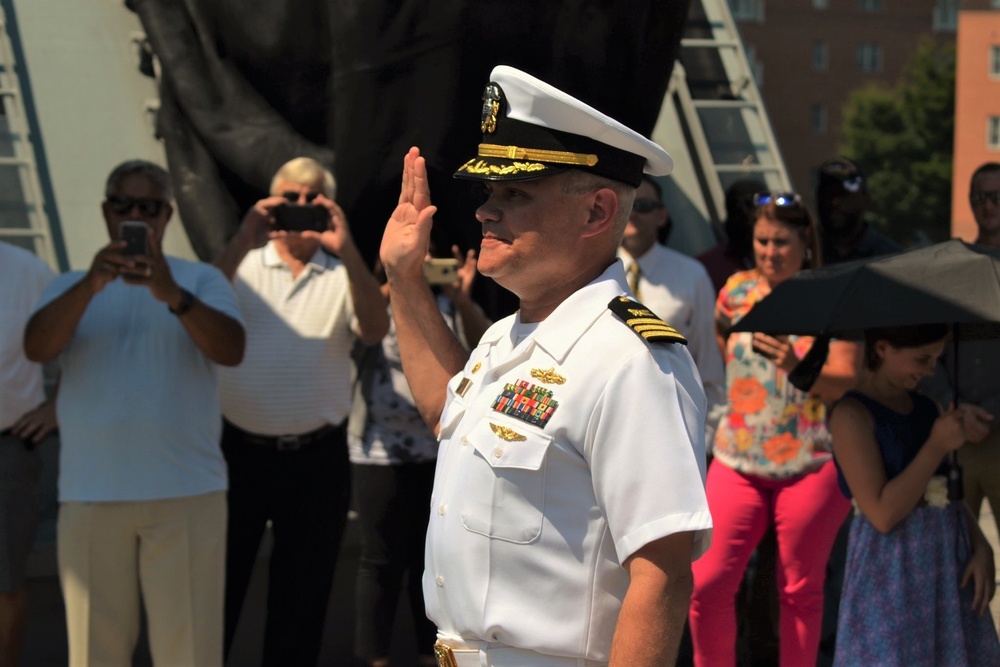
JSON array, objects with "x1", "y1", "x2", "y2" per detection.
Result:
[{"x1": 581, "y1": 187, "x2": 617, "y2": 239}]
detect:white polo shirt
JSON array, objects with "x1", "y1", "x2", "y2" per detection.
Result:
[
  {"x1": 618, "y1": 243, "x2": 725, "y2": 429},
  {"x1": 0, "y1": 242, "x2": 54, "y2": 430},
  {"x1": 424, "y1": 261, "x2": 712, "y2": 662},
  {"x1": 219, "y1": 242, "x2": 357, "y2": 435}
]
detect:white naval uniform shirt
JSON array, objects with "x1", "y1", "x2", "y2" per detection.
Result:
[
  {"x1": 618, "y1": 244, "x2": 725, "y2": 438},
  {"x1": 424, "y1": 261, "x2": 713, "y2": 662}
]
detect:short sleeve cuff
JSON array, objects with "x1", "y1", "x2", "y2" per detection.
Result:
[{"x1": 615, "y1": 510, "x2": 714, "y2": 563}]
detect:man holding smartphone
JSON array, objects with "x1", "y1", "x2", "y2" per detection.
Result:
[
  {"x1": 213, "y1": 157, "x2": 388, "y2": 666},
  {"x1": 24, "y1": 160, "x2": 245, "y2": 667}
]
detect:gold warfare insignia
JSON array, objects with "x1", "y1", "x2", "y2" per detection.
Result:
[
  {"x1": 457, "y1": 159, "x2": 547, "y2": 177},
  {"x1": 481, "y1": 82, "x2": 502, "y2": 134},
  {"x1": 608, "y1": 297, "x2": 687, "y2": 346},
  {"x1": 489, "y1": 422, "x2": 527, "y2": 442},
  {"x1": 491, "y1": 379, "x2": 558, "y2": 428},
  {"x1": 530, "y1": 367, "x2": 566, "y2": 385},
  {"x1": 471, "y1": 361, "x2": 482, "y2": 374}
]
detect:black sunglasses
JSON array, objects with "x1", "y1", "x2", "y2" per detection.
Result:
[
  {"x1": 632, "y1": 198, "x2": 663, "y2": 214},
  {"x1": 753, "y1": 191, "x2": 801, "y2": 208},
  {"x1": 107, "y1": 195, "x2": 167, "y2": 217},
  {"x1": 970, "y1": 190, "x2": 1000, "y2": 206},
  {"x1": 281, "y1": 191, "x2": 321, "y2": 204}
]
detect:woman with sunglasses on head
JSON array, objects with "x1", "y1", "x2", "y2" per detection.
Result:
[
  {"x1": 830, "y1": 324, "x2": 1000, "y2": 665},
  {"x1": 689, "y1": 193, "x2": 860, "y2": 667}
]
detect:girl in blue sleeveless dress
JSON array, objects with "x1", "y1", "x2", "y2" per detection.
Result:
[{"x1": 830, "y1": 324, "x2": 1000, "y2": 666}]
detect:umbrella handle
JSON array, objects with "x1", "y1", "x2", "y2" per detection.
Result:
[
  {"x1": 947, "y1": 452, "x2": 963, "y2": 501},
  {"x1": 788, "y1": 335, "x2": 831, "y2": 393}
]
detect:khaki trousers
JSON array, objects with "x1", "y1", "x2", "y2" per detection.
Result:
[
  {"x1": 58, "y1": 492, "x2": 226, "y2": 667},
  {"x1": 962, "y1": 427, "x2": 1000, "y2": 534}
]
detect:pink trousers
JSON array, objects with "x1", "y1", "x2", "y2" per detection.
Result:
[{"x1": 689, "y1": 459, "x2": 850, "y2": 667}]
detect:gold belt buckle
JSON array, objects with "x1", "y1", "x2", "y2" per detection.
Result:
[{"x1": 433, "y1": 639, "x2": 459, "y2": 667}]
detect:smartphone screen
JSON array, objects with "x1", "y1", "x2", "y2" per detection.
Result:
[{"x1": 120, "y1": 221, "x2": 149, "y2": 256}]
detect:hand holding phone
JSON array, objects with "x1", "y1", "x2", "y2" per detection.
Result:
[
  {"x1": 423, "y1": 258, "x2": 460, "y2": 285},
  {"x1": 120, "y1": 221, "x2": 149, "y2": 256},
  {"x1": 273, "y1": 204, "x2": 329, "y2": 233}
]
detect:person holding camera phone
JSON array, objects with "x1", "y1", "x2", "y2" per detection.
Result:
[
  {"x1": 212, "y1": 157, "x2": 389, "y2": 666},
  {"x1": 24, "y1": 160, "x2": 246, "y2": 667}
]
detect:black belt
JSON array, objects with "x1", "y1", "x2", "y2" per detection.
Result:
[
  {"x1": 226, "y1": 421, "x2": 341, "y2": 452},
  {"x1": 1, "y1": 427, "x2": 40, "y2": 451}
]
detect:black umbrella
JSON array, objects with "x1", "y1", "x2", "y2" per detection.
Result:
[
  {"x1": 730, "y1": 239, "x2": 1000, "y2": 341},
  {"x1": 730, "y1": 239, "x2": 1000, "y2": 500}
]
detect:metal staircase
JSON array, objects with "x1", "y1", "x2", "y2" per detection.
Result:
[
  {"x1": 651, "y1": 0, "x2": 790, "y2": 252},
  {"x1": 0, "y1": 4, "x2": 56, "y2": 267}
]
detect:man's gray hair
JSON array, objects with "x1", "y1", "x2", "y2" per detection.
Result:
[
  {"x1": 105, "y1": 160, "x2": 173, "y2": 201},
  {"x1": 560, "y1": 170, "x2": 636, "y2": 242},
  {"x1": 270, "y1": 157, "x2": 336, "y2": 199}
]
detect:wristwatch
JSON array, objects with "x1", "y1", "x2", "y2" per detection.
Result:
[{"x1": 169, "y1": 288, "x2": 195, "y2": 316}]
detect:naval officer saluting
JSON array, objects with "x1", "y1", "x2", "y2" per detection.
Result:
[{"x1": 380, "y1": 66, "x2": 712, "y2": 667}]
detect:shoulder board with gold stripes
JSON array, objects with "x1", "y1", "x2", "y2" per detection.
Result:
[{"x1": 607, "y1": 297, "x2": 687, "y2": 346}]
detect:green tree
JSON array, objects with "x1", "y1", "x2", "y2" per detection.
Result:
[{"x1": 840, "y1": 39, "x2": 955, "y2": 245}]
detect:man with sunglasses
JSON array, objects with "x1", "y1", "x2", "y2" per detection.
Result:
[
  {"x1": 815, "y1": 157, "x2": 900, "y2": 264},
  {"x1": 921, "y1": 162, "x2": 1000, "y2": 574},
  {"x1": 24, "y1": 159, "x2": 245, "y2": 667},
  {"x1": 618, "y1": 175, "x2": 724, "y2": 446},
  {"x1": 212, "y1": 157, "x2": 388, "y2": 666}
]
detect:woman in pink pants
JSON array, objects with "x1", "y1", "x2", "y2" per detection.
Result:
[{"x1": 689, "y1": 193, "x2": 858, "y2": 666}]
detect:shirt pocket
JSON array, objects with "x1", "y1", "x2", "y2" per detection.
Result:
[{"x1": 460, "y1": 416, "x2": 552, "y2": 544}]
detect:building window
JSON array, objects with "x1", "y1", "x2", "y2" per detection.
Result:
[
  {"x1": 745, "y1": 42, "x2": 764, "y2": 87},
  {"x1": 811, "y1": 104, "x2": 827, "y2": 135},
  {"x1": 990, "y1": 117, "x2": 1000, "y2": 150},
  {"x1": 813, "y1": 41, "x2": 829, "y2": 71},
  {"x1": 729, "y1": 0, "x2": 765, "y2": 22},
  {"x1": 991, "y1": 45, "x2": 1000, "y2": 79},
  {"x1": 858, "y1": 0, "x2": 882, "y2": 11},
  {"x1": 813, "y1": 0, "x2": 828, "y2": 8},
  {"x1": 933, "y1": 0, "x2": 957, "y2": 32},
  {"x1": 857, "y1": 43, "x2": 883, "y2": 73}
]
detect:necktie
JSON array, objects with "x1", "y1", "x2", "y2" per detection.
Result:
[{"x1": 628, "y1": 262, "x2": 642, "y2": 301}]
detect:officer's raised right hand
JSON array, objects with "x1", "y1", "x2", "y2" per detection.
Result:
[{"x1": 381, "y1": 146, "x2": 438, "y2": 286}]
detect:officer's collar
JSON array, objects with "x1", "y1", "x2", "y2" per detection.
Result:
[{"x1": 480, "y1": 260, "x2": 627, "y2": 363}]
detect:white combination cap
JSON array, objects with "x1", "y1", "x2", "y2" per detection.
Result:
[{"x1": 454, "y1": 65, "x2": 673, "y2": 187}]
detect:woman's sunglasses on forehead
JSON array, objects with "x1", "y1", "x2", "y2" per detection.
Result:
[{"x1": 753, "y1": 191, "x2": 801, "y2": 208}]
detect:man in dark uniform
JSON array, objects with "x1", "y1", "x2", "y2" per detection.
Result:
[{"x1": 816, "y1": 157, "x2": 900, "y2": 264}]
